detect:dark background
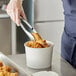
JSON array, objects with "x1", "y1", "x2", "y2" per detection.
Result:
[{"x1": 17, "y1": 0, "x2": 33, "y2": 53}]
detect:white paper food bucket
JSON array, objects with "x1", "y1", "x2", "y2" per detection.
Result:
[{"x1": 24, "y1": 41, "x2": 54, "y2": 69}]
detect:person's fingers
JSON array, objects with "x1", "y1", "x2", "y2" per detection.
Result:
[
  {"x1": 9, "y1": 9, "x2": 16, "y2": 23},
  {"x1": 6, "y1": 5, "x2": 16, "y2": 22},
  {"x1": 6, "y1": 6, "x2": 10, "y2": 15},
  {"x1": 20, "y1": 11, "x2": 27, "y2": 20},
  {"x1": 6, "y1": 0, "x2": 27, "y2": 26},
  {"x1": 16, "y1": 9, "x2": 20, "y2": 26},
  {"x1": 13, "y1": 9, "x2": 16, "y2": 22}
]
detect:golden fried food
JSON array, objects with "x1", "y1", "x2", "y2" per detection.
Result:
[
  {"x1": 1, "y1": 71, "x2": 18, "y2": 76},
  {"x1": 2, "y1": 65, "x2": 11, "y2": 72},
  {"x1": 36, "y1": 40, "x2": 49, "y2": 48},
  {"x1": 32, "y1": 33, "x2": 42, "y2": 41},
  {"x1": 0, "y1": 62, "x2": 18, "y2": 76},
  {"x1": 3, "y1": 71, "x2": 10, "y2": 76},
  {"x1": 25, "y1": 33, "x2": 49, "y2": 48},
  {"x1": 0, "y1": 67, "x2": 2, "y2": 70},
  {"x1": 0, "y1": 62, "x2": 3, "y2": 67},
  {"x1": 10, "y1": 72, "x2": 18, "y2": 76},
  {"x1": 0, "y1": 72, "x2": 4, "y2": 76},
  {"x1": 25, "y1": 41, "x2": 44, "y2": 48}
]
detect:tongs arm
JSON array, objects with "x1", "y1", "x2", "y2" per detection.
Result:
[
  {"x1": 20, "y1": 18, "x2": 35, "y2": 40},
  {"x1": 20, "y1": 18, "x2": 37, "y2": 33}
]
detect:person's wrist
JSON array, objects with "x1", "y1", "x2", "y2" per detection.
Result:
[
  {"x1": 11, "y1": 0, "x2": 22, "y2": 3},
  {"x1": 11, "y1": 0, "x2": 23, "y2": 5},
  {"x1": 14, "y1": 0, "x2": 23, "y2": 4}
]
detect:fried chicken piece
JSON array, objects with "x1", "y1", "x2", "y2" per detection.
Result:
[
  {"x1": 0, "y1": 71, "x2": 4, "y2": 76},
  {"x1": 10, "y1": 72, "x2": 18, "y2": 76},
  {"x1": 0, "y1": 62, "x2": 3, "y2": 71},
  {"x1": 3, "y1": 71, "x2": 10, "y2": 76},
  {"x1": 25, "y1": 32, "x2": 49, "y2": 48},
  {"x1": 0, "y1": 62, "x2": 3, "y2": 67},
  {"x1": 25, "y1": 41, "x2": 43, "y2": 48},
  {"x1": 2, "y1": 65, "x2": 11, "y2": 72},
  {"x1": 1, "y1": 70, "x2": 18, "y2": 76},
  {"x1": 0, "y1": 61, "x2": 18, "y2": 76},
  {"x1": 0, "y1": 67, "x2": 2, "y2": 71},
  {"x1": 25, "y1": 33, "x2": 49, "y2": 48},
  {"x1": 36, "y1": 40, "x2": 49, "y2": 48},
  {"x1": 32, "y1": 33, "x2": 42, "y2": 41},
  {"x1": 32, "y1": 33, "x2": 49, "y2": 48}
]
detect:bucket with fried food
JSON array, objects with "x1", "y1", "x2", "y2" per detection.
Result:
[{"x1": 24, "y1": 33, "x2": 54, "y2": 69}]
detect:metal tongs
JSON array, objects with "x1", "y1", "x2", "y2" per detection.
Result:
[{"x1": 20, "y1": 18, "x2": 37, "y2": 40}]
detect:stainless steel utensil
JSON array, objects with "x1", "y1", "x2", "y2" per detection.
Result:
[
  {"x1": 20, "y1": 18, "x2": 37, "y2": 40},
  {"x1": 21, "y1": 18, "x2": 37, "y2": 33}
]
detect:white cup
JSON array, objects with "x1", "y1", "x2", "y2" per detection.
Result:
[{"x1": 24, "y1": 41, "x2": 54, "y2": 69}]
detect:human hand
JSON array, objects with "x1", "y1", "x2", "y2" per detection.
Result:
[{"x1": 6, "y1": 0, "x2": 26, "y2": 26}]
